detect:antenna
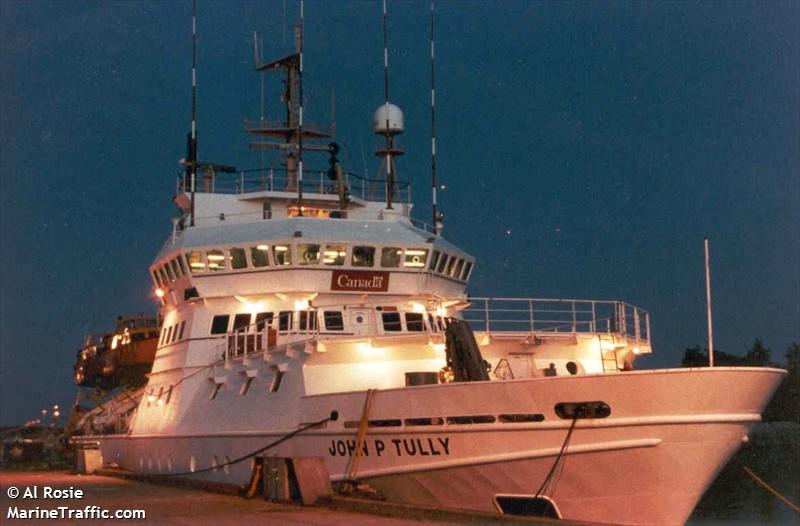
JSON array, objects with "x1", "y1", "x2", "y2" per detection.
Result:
[
  {"x1": 382, "y1": 0, "x2": 393, "y2": 210},
  {"x1": 704, "y1": 238, "x2": 715, "y2": 367},
  {"x1": 430, "y1": 0, "x2": 438, "y2": 235},
  {"x1": 297, "y1": 0, "x2": 305, "y2": 216},
  {"x1": 189, "y1": 0, "x2": 198, "y2": 227}
]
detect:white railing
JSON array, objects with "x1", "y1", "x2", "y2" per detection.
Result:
[{"x1": 461, "y1": 297, "x2": 650, "y2": 343}]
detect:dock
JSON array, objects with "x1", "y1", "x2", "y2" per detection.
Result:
[{"x1": 0, "y1": 470, "x2": 584, "y2": 525}]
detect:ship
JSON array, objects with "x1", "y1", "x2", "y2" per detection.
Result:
[{"x1": 71, "y1": 4, "x2": 786, "y2": 525}]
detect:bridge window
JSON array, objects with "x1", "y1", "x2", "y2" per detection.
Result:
[
  {"x1": 164, "y1": 263, "x2": 176, "y2": 282},
  {"x1": 210, "y1": 315, "x2": 230, "y2": 335},
  {"x1": 232, "y1": 313, "x2": 251, "y2": 332},
  {"x1": 278, "y1": 311, "x2": 293, "y2": 331},
  {"x1": 251, "y1": 245, "x2": 270, "y2": 267},
  {"x1": 255, "y1": 312, "x2": 274, "y2": 330},
  {"x1": 436, "y1": 254, "x2": 449, "y2": 274},
  {"x1": 207, "y1": 249, "x2": 226, "y2": 271},
  {"x1": 176, "y1": 255, "x2": 187, "y2": 275},
  {"x1": 405, "y1": 312, "x2": 424, "y2": 331},
  {"x1": 166, "y1": 325, "x2": 174, "y2": 343},
  {"x1": 381, "y1": 247, "x2": 402, "y2": 268},
  {"x1": 186, "y1": 251, "x2": 206, "y2": 273},
  {"x1": 298, "y1": 244, "x2": 321, "y2": 265},
  {"x1": 229, "y1": 248, "x2": 247, "y2": 269},
  {"x1": 429, "y1": 250, "x2": 440, "y2": 271},
  {"x1": 170, "y1": 259, "x2": 182, "y2": 279},
  {"x1": 404, "y1": 249, "x2": 428, "y2": 268},
  {"x1": 452, "y1": 258, "x2": 464, "y2": 278},
  {"x1": 461, "y1": 261, "x2": 473, "y2": 280},
  {"x1": 382, "y1": 312, "x2": 402, "y2": 332},
  {"x1": 323, "y1": 245, "x2": 347, "y2": 266},
  {"x1": 324, "y1": 311, "x2": 344, "y2": 331},
  {"x1": 352, "y1": 246, "x2": 375, "y2": 267},
  {"x1": 151, "y1": 270, "x2": 162, "y2": 288},
  {"x1": 446, "y1": 256, "x2": 458, "y2": 276},
  {"x1": 178, "y1": 321, "x2": 186, "y2": 340},
  {"x1": 273, "y1": 245, "x2": 292, "y2": 266}
]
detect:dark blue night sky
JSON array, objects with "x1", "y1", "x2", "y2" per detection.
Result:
[{"x1": 1, "y1": 1, "x2": 798, "y2": 425}]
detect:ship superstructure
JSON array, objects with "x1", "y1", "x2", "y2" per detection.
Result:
[{"x1": 72, "y1": 6, "x2": 786, "y2": 525}]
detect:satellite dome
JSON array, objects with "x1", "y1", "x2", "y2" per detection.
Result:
[{"x1": 373, "y1": 103, "x2": 404, "y2": 135}]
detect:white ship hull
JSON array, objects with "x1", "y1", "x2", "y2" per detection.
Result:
[{"x1": 81, "y1": 366, "x2": 785, "y2": 526}]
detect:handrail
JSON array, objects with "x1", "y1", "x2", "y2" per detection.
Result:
[{"x1": 176, "y1": 167, "x2": 412, "y2": 205}]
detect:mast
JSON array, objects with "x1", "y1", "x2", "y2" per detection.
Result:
[
  {"x1": 297, "y1": 0, "x2": 305, "y2": 216},
  {"x1": 704, "y1": 238, "x2": 715, "y2": 367},
  {"x1": 382, "y1": 0, "x2": 393, "y2": 210},
  {"x1": 430, "y1": 0, "x2": 438, "y2": 235}
]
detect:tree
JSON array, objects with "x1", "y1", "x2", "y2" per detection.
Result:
[
  {"x1": 786, "y1": 342, "x2": 800, "y2": 375},
  {"x1": 745, "y1": 338, "x2": 772, "y2": 367}
]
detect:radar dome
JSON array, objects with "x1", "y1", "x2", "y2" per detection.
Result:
[{"x1": 373, "y1": 103, "x2": 404, "y2": 135}]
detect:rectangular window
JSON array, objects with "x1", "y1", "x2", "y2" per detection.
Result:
[
  {"x1": 381, "y1": 247, "x2": 403, "y2": 268},
  {"x1": 151, "y1": 270, "x2": 162, "y2": 288},
  {"x1": 229, "y1": 248, "x2": 247, "y2": 269},
  {"x1": 210, "y1": 315, "x2": 230, "y2": 335},
  {"x1": 446, "y1": 256, "x2": 458, "y2": 276},
  {"x1": 164, "y1": 263, "x2": 176, "y2": 282},
  {"x1": 255, "y1": 312, "x2": 274, "y2": 330},
  {"x1": 428, "y1": 250, "x2": 440, "y2": 271},
  {"x1": 207, "y1": 249, "x2": 227, "y2": 271},
  {"x1": 232, "y1": 313, "x2": 251, "y2": 332},
  {"x1": 299, "y1": 311, "x2": 318, "y2": 331},
  {"x1": 176, "y1": 255, "x2": 187, "y2": 276},
  {"x1": 382, "y1": 312, "x2": 402, "y2": 332},
  {"x1": 405, "y1": 312, "x2": 424, "y2": 332},
  {"x1": 159, "y1": 327, "x2": 167, "y2": 346},
  {"x1": 322, "y1": 245, "x2": 347, "y2": 266},
  {"x1": 166, "y1": 325, "x2": 174, "y2": 343},
  {"x1": 404, "y1": 249, "x2": 429, "y2": 268},
  {"x1": 278, "y1": 311, "x2": 293, "y2": 331},
  {"x1": 170, "y1": 259, "x2": 182, "y2": 279},
  {"x1": 186, "y1": 251, "x2": 206, "y2": 273},
  {"x1": 171, "y1": 323, "x2": 180, "y2": 343},
  {"x1": 452, "y1": 258, "x2": 464, "y2": 278},
  {"x1": 437, "y1": 254, "x2": 449, "y2": 274},
  {"x1": 298, "y1": 244, "x2": 321, "y2": 265},
  {"x1": 273, "y1": 245, "x2": 292, "y2": 266},
  {"x1": 178, "y1": 321, "x2": 186, "y2": 340},
  {"x1": 323, "y1": 311, "x2": 344, "y2": 331},
  {"x1": 251, "y1": 245, "x2": 270, "y2": 267},
  {"x1": 461, "y1": 261, "x2": 473, "y2": 280},
  {"x1": 352, "y1": 246, "x2": 375, "y2": 267}
]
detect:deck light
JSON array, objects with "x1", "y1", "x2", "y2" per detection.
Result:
[{"x1": 155, "y1": 288, "x2": 165, "y2": 298}]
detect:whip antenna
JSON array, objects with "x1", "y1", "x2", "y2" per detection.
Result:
[
  {"x1": 382, "y1": 0, "x2": 393, "y2": 210},
  {"x1": 188, "y1": 0, "x2": 198, "y2": 227},
  {"x1": 430, "y1": 0, "x2": 439, "y2": 235},
  {"x1": 297, "y1": 0, "x2": 305, "y2": 216}
]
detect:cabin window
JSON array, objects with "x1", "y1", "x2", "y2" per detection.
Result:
[
  {"x1": 166, "y1": 325, "x2": 174, "y2": 343},
  {"x1": 255, "y1": 312, "x2": 274, "y2": 330},
  {"x1": 207, "y1": 249, "x2": 226, "y2": 271},
  {"x1": 269, "y1": 366, "x2": 284, "y2": 393},
  {"x1": 210, "y1": 315, "x2": 230, "y2": 335},
  {"x1": 186, "y1": 251, "x2": 206, "y2": 273},
  {"x1": 299, "y1": 311, "x2": 318, "y2": 331},
  {"x1": 404, "y1": 249, "x2": 429, "y2": 268},
  {"x1": 452, "y1": 258, "x2": 464, "y2": 278},
  {"x1": 429, "y1": 250, "x2": 440, "y2": 271},
  {"x1": 446, "y1": 256, "x2": 458, "y2": 276},
  {"x1": 170, "y1": 259, "x2": 182, "y2": 279},
  {"x1": 382, "y1": 312, "x2": 402, "y2": 332},
  {"x1": 323, "y1": 245, "x2": 347, "y2": 266},
  {"x1": 381, "y1": 247, "x2": 403, "y2": 268},
  {"x1": 176, "y1": 255, "x2": 187, "y2": 275},
  {"x1": 232, "y1": 313, "x2": 251, "y2": 332},
  {"x1": 461, "y1": 261, "x2": 473, "y2": 280},
  {"x1": 437, "y1": 254, "x2": 449, "y2": 274},
  {"x1": 405, "y1": 312, "x2": 424, "y2": 332},
  {"x1": 229, "y1": 248, "x2": 247, "y2": 269},
  {"x1": 157, "y1": 267, "x2": 169, "y2": 286},
  {"x1": 151, "y1": 270, "x2": 162, "y2": 288},
  {"x1": 178, "y1": 321, "x2": 186, "y2": 340},
  {"x1": 352, "y1": 246, "x2": 375, "y2": 267},
  {"x1": 273, "y1": 244, "x2": 292, "y2": 266},
  {"x1": 251, "y1": 245, "x2": 270, "y2": 267},
  {"x1": 159, "y1": 327, "x2": 167, "y2": 346},
  {"x1": 324, "y1": 311, "x2": 344, "y2": 331},
  {"x1": 278, "y1": 311, "x2": 293, "y2": 331},
  {"x1": 165, "y1": 263, "x2": 176, "y2": 282},
  {"x1": 298, "y1": 244, "x2": 321, "y2": 265}
]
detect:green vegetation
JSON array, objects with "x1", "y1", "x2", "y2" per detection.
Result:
[{"x1": 682, "y1": 341, "x2": 800, "y2": 423}]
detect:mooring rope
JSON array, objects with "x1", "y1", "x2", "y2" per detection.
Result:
[
  {"x1": 534, "y1": 416, "x2": 578, "y2": 499},
  {"x1": 737, "y1": 459, "x2": 800, "y2": 513},
  {"x1": 158, "y1": 410, "x2": 338, "y2": 478},
  {"x1": 344, "y1": 388, "x2": 376, "y2": 483}
]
